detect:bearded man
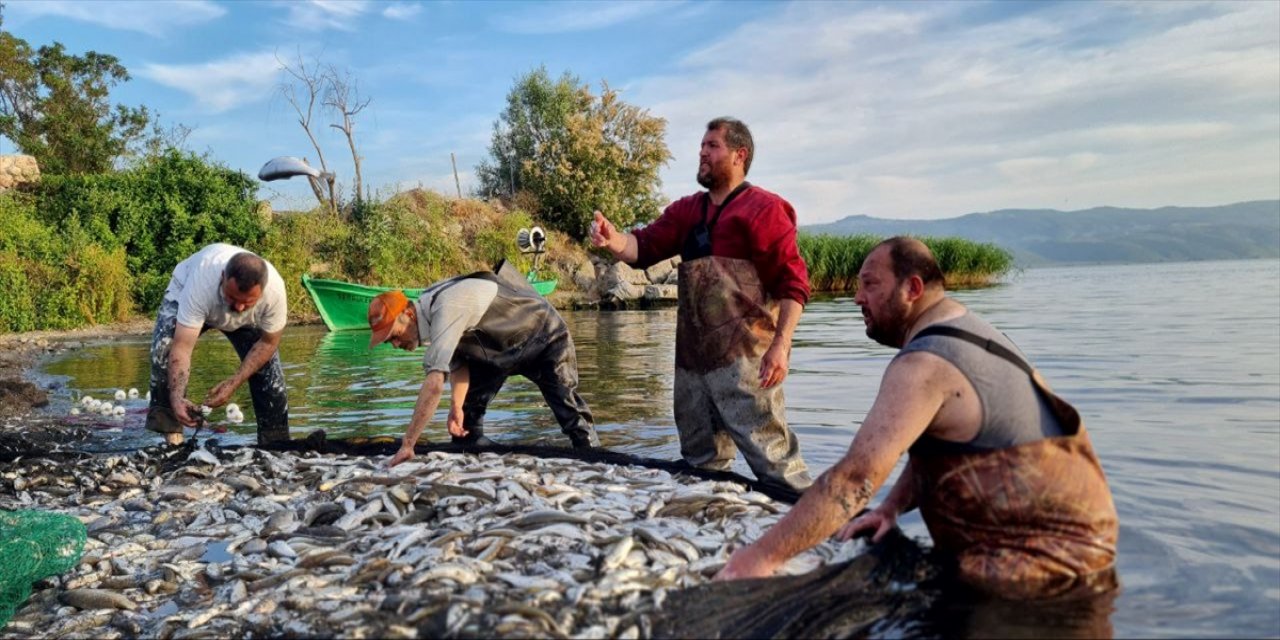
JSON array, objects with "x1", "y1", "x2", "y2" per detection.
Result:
[
  {"x1": 715, "y1": 237, "x2": 1118, "y2": 599},
  {"x1": 590, "y1": 117, "x2": 812, "y2": 492}
]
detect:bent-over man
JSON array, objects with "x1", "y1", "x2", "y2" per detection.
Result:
[
  {"x1": 716, "y1": 237, "x2": 1118, "y2": 598},
  {"x1": 373, "y1": 261, "x2": 599, "y2": 467},
  {"x1": 147, "y1": 243, "x2": 289, "y2": 445}
]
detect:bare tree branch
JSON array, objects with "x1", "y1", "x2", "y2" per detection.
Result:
[
  {"x1": 322, "y1": 64, "x2": 369, "y2": 204},
  {"x1": 276, "y1": 49, "x2": 336, "y2": 213}
]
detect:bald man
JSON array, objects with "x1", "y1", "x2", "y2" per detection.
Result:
[{"x1": 716, "y1": 237, "x2": 1118, "y2": 599}]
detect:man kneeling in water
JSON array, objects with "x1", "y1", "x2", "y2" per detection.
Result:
[{"x1": 716, "y1": 237, "x2": 1118, "y2": 598}]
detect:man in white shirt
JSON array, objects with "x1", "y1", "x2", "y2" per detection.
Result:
[
  {"x1": 146, "y1": 243, "x2": 290, "y2": 445},
  {"x1": 370, "y1": 261, "x2": 599, "y2": 466}
]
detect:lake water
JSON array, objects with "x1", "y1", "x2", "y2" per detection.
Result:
[{"x1": 42, "y1": 259, "x2": 1280, "y2": 638}]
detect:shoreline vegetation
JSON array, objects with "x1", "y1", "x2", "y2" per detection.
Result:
[
  {"x1": 798, "y1": 233, "x2": 1013, "y2": 292},
  {"x1": 0, "y1": 153, "x2": 1012, "y2": 335}
]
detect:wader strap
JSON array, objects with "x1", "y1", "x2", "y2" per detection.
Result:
[
  {"x1": 911, "y1": 325, "x2": 1034, "y2": 377},
  {"x1": 699, "y1": 181, "x2": 752, "y2": 232}
]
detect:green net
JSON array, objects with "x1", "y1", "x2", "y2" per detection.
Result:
[{"x1": 0, "y1": 510, "x2": 86, "y2": 628}]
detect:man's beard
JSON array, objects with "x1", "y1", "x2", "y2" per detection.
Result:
[
  {"x1": 697, "y1": 162, "x2": 728, "y2": 190},
  {"x1": 863, "y1": 297, "x2": 911, "y2": 348}
]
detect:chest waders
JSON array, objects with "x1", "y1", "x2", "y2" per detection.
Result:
[
  {"x1": 437, "y1": 261, "x2": 598, "y2": 449},
  {"x1": 672, "y1": 184, "x2": 811, "y2": 491},
  {"x1": 907, "y1": 326, "x2": 1119, "y2": 599}
]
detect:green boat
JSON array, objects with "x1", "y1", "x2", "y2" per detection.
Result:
[{"x1": 301, "y1": 273, "x2": 558, "y2": 332}]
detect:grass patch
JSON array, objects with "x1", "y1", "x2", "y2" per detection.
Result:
[{"x1": 799, "y1": 233, "x2": 1013, "y2": 292}]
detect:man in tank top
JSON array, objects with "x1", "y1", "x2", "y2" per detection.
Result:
[{"x1": 717, "y1": 237, "x2": 1118, "y2": 598}]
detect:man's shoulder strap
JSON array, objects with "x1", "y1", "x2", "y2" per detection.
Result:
[{"x1": 910, "y1": 325, "x2": 1034, "y2": 376}]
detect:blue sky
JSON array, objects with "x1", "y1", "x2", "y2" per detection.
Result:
[{"x1": 2, "y1": 0, "x2": 1277, "y2": 224}]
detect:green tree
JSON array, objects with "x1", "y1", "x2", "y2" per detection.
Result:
[
  {"x1": 477, "y1": 67, "x2": 671, "y2": 238},
  {"x1": 0, "y1": 23, "x2": 151, "y2": 174}
]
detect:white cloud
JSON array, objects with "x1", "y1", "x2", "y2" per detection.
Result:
[
  {"x1": 628, "y1": 1, "x2": 1280, "y2": 222},
  {"x1": 3, "y1": 0, "x2": 224, "y2": 36},
  {"x1": 382, "y1": 3, "x2": 422, "y2": 21},
  {"x1": 138, "y1": 51, "x2": 281, "y2": 114},
  {"x1": 492, "y1": 1, "x2": 669, "y2": 35},
  {"x1": 279, "y1": 0, "x2": 371, "y2": 32}
]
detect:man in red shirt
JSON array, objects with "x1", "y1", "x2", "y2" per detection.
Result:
[{"x1": 590, "y1": 117, "x2": 812, "y2": 492}]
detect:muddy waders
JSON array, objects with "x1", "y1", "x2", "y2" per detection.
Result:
[{"x1": 671, "y1": 184, "x2": 811, "y2": 491}]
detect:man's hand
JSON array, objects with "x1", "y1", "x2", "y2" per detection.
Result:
[
  {"x1": 387, "y1": 445, "x2": 415, "y2": 468},
  {"x1": 172, "y1": 398, "x2": 201, "y2": 427},
  {"x1": 203, "y1": 378, "x2": 237, "y2": 408},
  {"x1": 589, "y1": 211, "x2": 624, "y2": 253},
  {"x1": 714, "y1": 544, "x2": 782, "y2": 581},
  {"x1": 758, "y1": 341, "x2": 790, "y2": 388},
  {"x1": 836, "y1": 507, "x2": 897, "y2": 544},
  {"x1": 446, "y1": 406, "x2": 468, "y2": 439}
]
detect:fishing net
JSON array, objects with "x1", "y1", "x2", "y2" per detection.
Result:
[{"x1": 0, "y1": 510, "x2": 86, "y2": 627}]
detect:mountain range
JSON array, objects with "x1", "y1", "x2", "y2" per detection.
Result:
[{"x1": 801, "y1": 200, "x2": 1280, "y2": 266}]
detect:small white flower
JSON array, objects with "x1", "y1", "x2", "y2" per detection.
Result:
[
  {"x1": 114, "y1": 389, "x2": 127, "y2": 401},
  {"x1": 81, "y1": 395, "x2": 94, "y2": 406},
  {"x1": 112, "y1": 406, "x2": 125, "y2": 417},
  {"x1": 128, "y1": 388, "x2": 139, "y2": 399}
]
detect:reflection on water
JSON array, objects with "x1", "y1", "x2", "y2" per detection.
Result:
[{"x1": 40, "y1": 260, "x2": 1280, "y2": 638}]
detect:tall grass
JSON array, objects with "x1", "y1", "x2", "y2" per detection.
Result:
[{"x1": 799, "y1": 233, "x2": 1013, "y2": 292}]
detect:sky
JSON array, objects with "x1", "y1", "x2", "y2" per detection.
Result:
[{"x1": 2, "y1": 0, "x2": 1278, "y2": 224}]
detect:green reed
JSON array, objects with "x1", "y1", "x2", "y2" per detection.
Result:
[{"x1": 798, "y1": 233, "x2": 1014, "y2": 292}]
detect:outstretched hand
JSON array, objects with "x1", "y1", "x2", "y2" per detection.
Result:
[
  {"x1": 387, "y1": 445, "x2": 415, "y2": 468},
  {"x1": 203, "y1": 378, "x2": 237, "y2": 408},
  {"x1": 836, "y1": 508, "x2": 897, "y2": 543},
  {"x1": 589, "y1": 211, "x2": 623, "y2": 253},
  {"x1": 447, "y1": 406, "x2": 468, "y2": 438}
]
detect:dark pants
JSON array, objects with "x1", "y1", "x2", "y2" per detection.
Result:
[
  {"x1": 145, "y1": 296, "x2": 290, "y2": 443},
  {"x1": 455, "y1": 324, "x2": 598, "y2": 449}
]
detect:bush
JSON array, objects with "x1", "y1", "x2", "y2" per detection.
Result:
[
  {"x1": 0, "y1": 192, "x2": 132, "y2": 331},
  {"x1": 34, "y1": 149, "x2": 263, "y2": 310}
]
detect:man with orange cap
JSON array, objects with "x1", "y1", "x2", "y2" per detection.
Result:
[{"x1": 370, "y1": 261, "x2": 599, "y2": 466}]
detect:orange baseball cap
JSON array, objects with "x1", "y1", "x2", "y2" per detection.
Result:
[{"x1": 368, "y1": 290, "x2": 410, "y2": 349}]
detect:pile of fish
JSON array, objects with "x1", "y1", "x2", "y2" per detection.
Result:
[{"x1": 1, "y1": 446, "x2": 859, "y2": 638}]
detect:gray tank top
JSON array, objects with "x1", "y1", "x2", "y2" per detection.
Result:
[{"x1": 899, "y1": 313, "x2": 1064, "y2": 454}]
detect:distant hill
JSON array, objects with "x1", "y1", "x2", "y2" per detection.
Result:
[{"x1": 802, "y1": 201, "x2": 1280, "y2": 266}]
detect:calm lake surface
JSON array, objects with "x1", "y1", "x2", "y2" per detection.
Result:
[{"x1": 42, "y1": 259, "x2": 1280, "y2": 638}]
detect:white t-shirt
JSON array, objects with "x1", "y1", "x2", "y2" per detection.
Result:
[
  {"x1": 413, "y1": 277, "x2": 499, "y2": 374},
  {"x1": 165, "y1": 243, "x2": 288, "y2": 333}
]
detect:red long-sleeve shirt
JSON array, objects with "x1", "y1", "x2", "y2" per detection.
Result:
[{"x1": 632, "y1": 184, "x2": 811, "y2": 305}]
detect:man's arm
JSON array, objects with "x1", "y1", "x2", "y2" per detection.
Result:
[
  {"x1": 447, "y1": 363, "x2": 470, "y2": 439},
  {"x1": 836, "y1": 459, "x2": 917, "y2": 544},
  {"x1": 759, "y1": 298, "x2": 803, "y2": 388},
  {"x1": 204, "y1": 330, "x2": 283, "y2": 407},
  {"x1": 167, "y1": 323, "x2": 202, "y2": 426},
  {"x1": 388, "y1": 371, "x2": 447, "y2": 467},
  {"x1": 716, "y1": 353, "x2": 949, "y2": 580}
]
